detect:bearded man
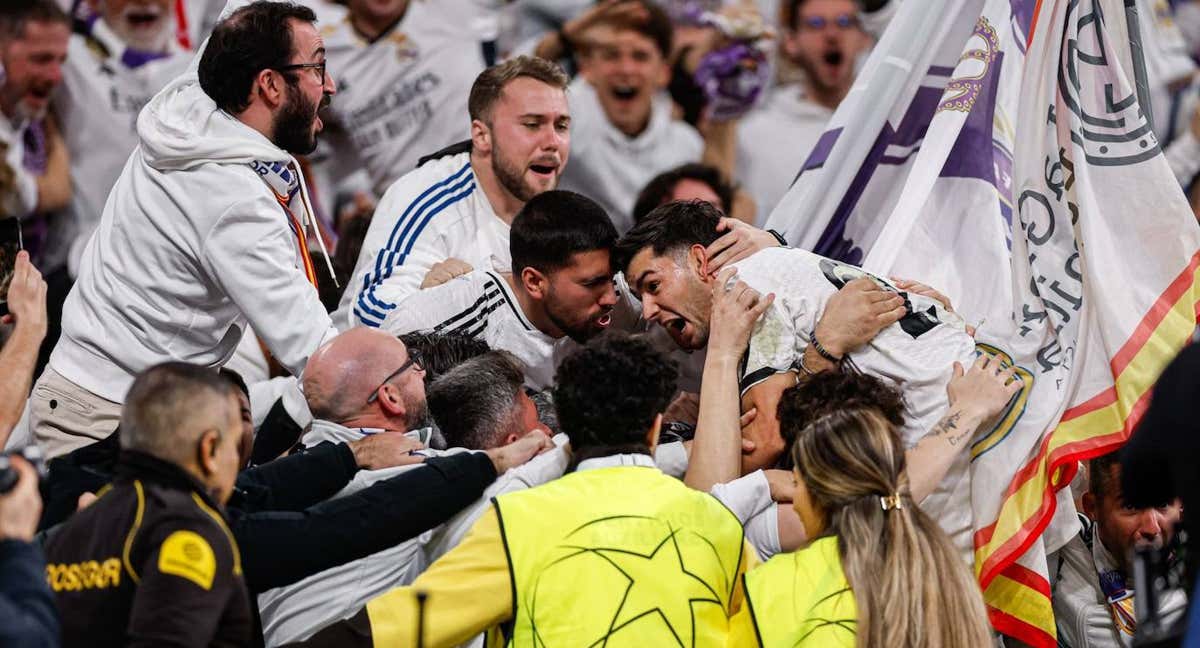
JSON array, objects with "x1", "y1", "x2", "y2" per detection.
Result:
[{"x1": 30, "y1": 0, "x2": 340, "y2": 458}]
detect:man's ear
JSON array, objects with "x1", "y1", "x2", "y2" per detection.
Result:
[
  {"x1": 376, "y1": 385, "x2": 407, "y2": 418},
  {"x1": 1081, "y1": 492, "x2": 1098, "y2": 521},
  {"x1": 198, "y1": 430, "x2": 220, "y2": 476},
  {"x1": 646, "y1": 413, "x2": 663, "y2": 453},
  {"x1": 688, "y1": 244, "x2": 712, "y2": 280},
  {"x1": 470, "y1": 119, "x2": 491, "y2": 156},
  {"x1": 254, "y1": 69, "x2": 284, "y2": 108},
  {"x1": 782, "y1": 30, "x2": 802, "y2": 61},
  {"x1": 521, "y1": 266, "x2": 550, "y2": 299},
  {"x1": 654, "y1": 60, "x2": 671, "y2": 90}
]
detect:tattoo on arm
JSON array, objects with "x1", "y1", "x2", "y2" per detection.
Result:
[{"x1": 932, "y1": 411, "x2": 971, "y2": 446}]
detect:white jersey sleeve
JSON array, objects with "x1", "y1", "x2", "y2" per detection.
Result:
[
  {"x1": 379, "y1": 270, "x2": 496, "y2": 337},
  {"x1": 341, "y1": 153, "x2": 481, "y2": 328}
]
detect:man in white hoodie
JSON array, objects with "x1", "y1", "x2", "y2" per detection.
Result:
[{"x1": 30, "y1": 0, "x2": 340, "y2": 458}]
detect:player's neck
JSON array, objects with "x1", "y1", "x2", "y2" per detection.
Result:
[
  {"x1": 350, "y1": 1, "x2": 411, "y2": 41},
  {"x1": 505, "y1": 274, "x2": 565, "y2": 339},
  {"x1": 471, "y1": 151, "x2": 524, "y2": 225}
]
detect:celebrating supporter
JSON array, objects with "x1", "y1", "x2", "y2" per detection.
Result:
[
  {"x1": 30, "y1": 1, "x2": 339, "y2": 458},
  {"x1": 0, "y1": 0, "x2": 70, "y2": 226},
  {"x1": 258, "y1": 335, "x2": 554, "y2": 645},
  {"x1": 555, "y1": 1, "x2": 709, "y2": 232},
  {"x1": 318, "y1": 0, "x2": 488, "y2": 196},
  {"x1": 615, "y1": 200, "x2": 1012, "y2": 554},
  {"x1": 1051, "y1": 452, "x2": 1187, "y2": 647},
  {"x1": 297, "y1": 333, "x2": 757, "y2": 647},
  {"x1": 380, "y1": 189, "x2": 618, "y2": 389},
  {"x1": 728, "y1": 406, "x2": 994, "y2": 646},
  {"x1": 50, "y1": 0, "x2": 189, "y2": 280},
  {"x1": 734, "y1": 0, "x2": 870, "y2": 223},
  {"x1": 335, "y1": 55, "x2": 571, "y2": 328}
]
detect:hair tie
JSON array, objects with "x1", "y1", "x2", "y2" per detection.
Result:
[{"x1": 880, "y1": 493, "x2": 904, "y2": 512}]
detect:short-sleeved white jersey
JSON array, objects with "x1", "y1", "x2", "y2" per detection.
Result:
[
  {"x1": 731, "y1": 246, "x2": 977, "y2": 553},
  {"x1": 319, "y1": 1, "x2": 485, "y2": 194}
]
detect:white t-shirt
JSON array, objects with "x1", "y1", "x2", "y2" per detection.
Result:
[
  {"x1": 53, "y1": 21, "x2": 189, "y2": 276},
  {"x1": 557, "y1": 78, "x2": 704, "y2": 233},
  {"x1": 319, "y1": 1, "x2": 485, "y2": 194},
  {"x1": 380, "y1": 269, "x2": 561, "y2": 390},
  {"x1": 731, "y1": 247, "x2": 977, "y2": 552},
  {"x1": 735, "y1": 85, "x2": 833, "y2": 226}
]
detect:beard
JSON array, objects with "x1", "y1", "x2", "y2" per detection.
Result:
[
  {"x1": 271, "y1": 83, "x2": 322, "y2": 155},
  {"x1": 404, "y1": 396, "x2": 432, "y2": 431},
  {"x1": 491, "y1": 143, "x2": 540, "y2": 202},
  {"x1": 544, "y1": 290, "x2": 607, "y2": 344}
]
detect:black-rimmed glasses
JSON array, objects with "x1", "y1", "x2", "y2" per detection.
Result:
[
  {"x1": 275, "y1": 61, "x2": 326, "y2": 85},
  {"x1": 366, "y1": 349, "x2": 425, "y2": 405}
]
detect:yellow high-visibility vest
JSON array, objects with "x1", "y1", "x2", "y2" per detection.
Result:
[
  {"x1": 743, "y1": 535, "x2": 857, "y2": 647},
  {"x1": 493, "y1": 464, "x2": 746, "y2": 647}
]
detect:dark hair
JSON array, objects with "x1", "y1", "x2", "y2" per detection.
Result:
[
  {"x1": 553, "y1": 333, "x2": 677, "y2": 458},
  {"x1": 218, "y1": 368, "x2": 249, "y2": 399},
  {"x1": 0, "y1": 0, "x2": 69, "y2": 42},
  {"x1": 198, "y1": 1, "x2": 317, "y2": 114},
  {"x1": 613, "y1": 200, "x2": 723, "y2": 274},
  {"x1": 510, "y1": 190, "x2": 618, "y2": 275},
  {"x1": 632, "y1": 163, "x2": 735, "y2": 224},
  {"x1": 1089, "y1": 451, "x2": 1122, "y2": 501},
  {"x1": 589, "y1": 0, "x2": 673, "y2": 59},
  {"x1": 777, "y1": 372, "x2": 907, "y2": 469},
  {"x1": 398, "y1": 332, "x2": 491, "y2": 386},
  {"x1": 428, "y1": 351, "x2": 525, "y2": 450},
  {"x1": 468, "y1": 55, "x2": 569, "y2": 124},
  {"x1": 121, "y1": 362, "x2": 238, "y2": 462}
]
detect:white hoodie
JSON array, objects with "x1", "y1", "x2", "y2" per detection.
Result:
[{"x1": 49, "y1": 59, "x2": 336, "y2": 402}]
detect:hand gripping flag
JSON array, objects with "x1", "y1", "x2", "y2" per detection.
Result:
[{"x1": 766, "y1": 0, "x2": 1200, "y2": 645}]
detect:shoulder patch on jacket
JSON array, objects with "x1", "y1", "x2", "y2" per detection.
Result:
[{"x1": 157, "y1": 529, "x2": 216, "y2": 590}]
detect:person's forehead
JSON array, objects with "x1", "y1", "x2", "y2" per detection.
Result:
[
  {"x1": 799, "y1": 0, "x2": 858, "y2": 18},
  {"x1": 496, "y1": 77, "x2": 569, "y2": 116},
  {"x1": 290, "y1": 19, "x2": 324, "y2": 55},
  {"x1": 18, "y1": 19, "x2": 70, "y2": 45},
  {"x1": 599, "y1": 28, "x2": 660, "y2": 55},
  {"x1": 670, "y1": 179, "x2": 721, "y2": 205}
]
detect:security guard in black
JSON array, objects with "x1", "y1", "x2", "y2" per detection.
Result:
[{"x1": 44, "y1": 450, "x2": 252, "y2": 647}]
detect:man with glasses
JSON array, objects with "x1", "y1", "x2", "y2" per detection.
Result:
[
  {"x1": 31, "y1": 1, "x2": 342, "y2": 458},
  {"x1": 734, "y1": 0, "x2": 872, "y2": 224},
  {"x1": 259, "y1": 331, "x2": 557, "y2": 645}
]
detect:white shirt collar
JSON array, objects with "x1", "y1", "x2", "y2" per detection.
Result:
[{"x1": 576, "y1": 453, "x2": 657, "y2": 472}]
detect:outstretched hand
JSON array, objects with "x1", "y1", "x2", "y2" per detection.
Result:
[
  {"x1": 705, "y1": 218, "x2": 780, "y2": 273},
  {"x1": 813, "y1": 277, "x2": 905, "y2": 358},
  {"x1": 947, "y1": 353, "x2": 1022, "y2": 422}
]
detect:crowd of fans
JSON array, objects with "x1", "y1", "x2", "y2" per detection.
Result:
[{"x1": 0, "y1": 0, "x2": 1197, "y2": 646}]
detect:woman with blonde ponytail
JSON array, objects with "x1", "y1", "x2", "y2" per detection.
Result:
[{"x1": 730, "y1": 407, "x2": 995, "y2": 647}]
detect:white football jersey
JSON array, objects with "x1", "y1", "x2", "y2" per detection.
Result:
[
  {"x1": 380, "y1": 270, "x2": 560, "y2": 390},
  {"x1": 52, "y1": 23, "x2": 189, "y2": 276},
  {"x1": 334, "y1": 150, "x2": 512, "y2": 330},
  {"x1": 731, "y1": 246, "x2": 977, "y2": 554},
  {"x1": 320, "y1": 1, "x2": 486, "y2": 194}
]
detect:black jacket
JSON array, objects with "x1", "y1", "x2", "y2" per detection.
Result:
[
  {"x1": 43, "y1": 451, "x2": 253, "y2": 648},
  {"x1": 228, "y1": 444, "x2": 498, "y2": 592}
]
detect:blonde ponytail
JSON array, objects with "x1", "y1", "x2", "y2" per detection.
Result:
[{"x1": 792, "y1": 409, "x2": 993, "y2": 648}]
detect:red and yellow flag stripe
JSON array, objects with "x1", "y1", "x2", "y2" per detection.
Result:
[{"x1": 976, "y1": 250, "x2": 1200, "y2": 646}]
